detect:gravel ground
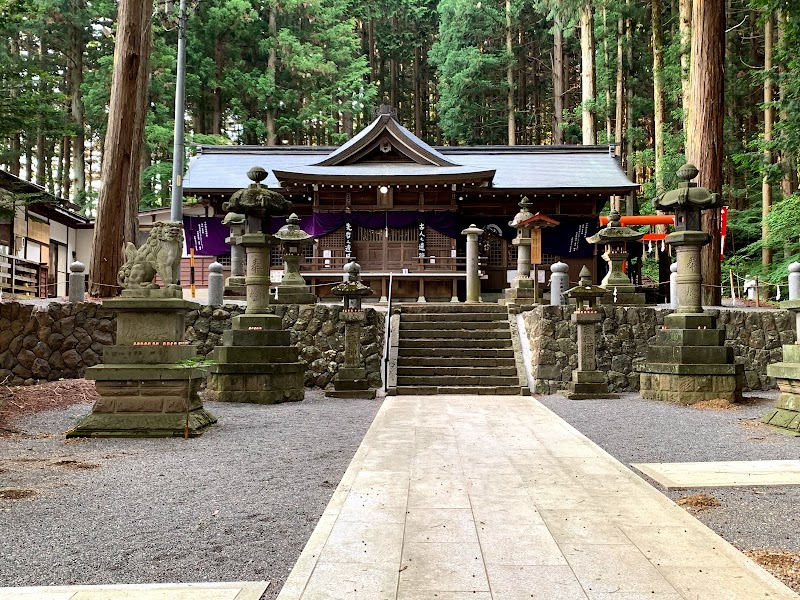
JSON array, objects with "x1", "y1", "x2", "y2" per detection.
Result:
[
  {"x1": 538, "y1": 390, "x2": 800, "y2": 553},
  {"x1": 0, "y1": 391, "x2": 381, "y2": 598}
]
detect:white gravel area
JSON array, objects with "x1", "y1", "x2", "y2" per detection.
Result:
[
  {"x1": 0, "y1": 391, "x2": 381, "y2": 598},
  {"x1": 538, "y1": 390, "x2": 800, "y2": 552}
]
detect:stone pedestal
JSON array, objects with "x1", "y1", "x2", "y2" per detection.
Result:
[
  {"x1": 763, "y1": 299, "x2": 800, "y2": 435},
  {"x1": 504, "y1": 236, "x2": 535, "y2": 306},
  {"x1": 66, "y1": 290, "x2": 217, "y2": 438},
  {"x1": 275, "y1": 254, "x2": 316, "y2": 304},
  {"x1": 600, "y1": 250, "x2": 647, "y2": 305},
  {"x1": 206, "y1": 311, "x2": 304, "y2": 404},
  {"x1": 638, "y1": 312, "x2": 743, "y2": 404},
  {"x1": 560, "y1": 310, "x2": 619, "y2": 400},
  {"x1": 327, "y1": 310, "x2": 376, "y2": 399}
]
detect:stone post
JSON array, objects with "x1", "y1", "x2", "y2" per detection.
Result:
[
  {"x1": 239, "y1": 234, "x2": 275, "y2": 314},
  {"x1": 669, "y1": 230, "x2": 709, "y2": 313},
  {"x1": 461, "y1": 224, "x2": 484, "y2": 304},
  {"x1": 69, "y1": 261, "x2": 85, "y2": 304},
  {"x1": 207, "y1": 261, "x2": 224, "y2": 306},
  {"x1": 669, "y1": 262, "x2": 678, "y2": 308},
  {"x1": 222, "y1": 212, "x2": 246, "y2": 295},
  {"x1": 789, "y1": 262, "x2": 800, "y2": 301},
  {"x1": 549, "y1": 262, "x2": 569, "y2": 306}
]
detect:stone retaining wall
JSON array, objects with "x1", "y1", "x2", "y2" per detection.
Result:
[
  {"x1": 523, "y1": 305, "x2": 794, "y2": 394},
  {"x1": 0, "y1": 301, "x2": 385, "y2": 390}
]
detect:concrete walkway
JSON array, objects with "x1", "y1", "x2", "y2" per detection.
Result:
[{"x1": 277, "y1": 394, "x2": 799, "y2": 600}]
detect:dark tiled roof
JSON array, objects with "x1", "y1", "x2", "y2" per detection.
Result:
[{"x1": 184, "y1": 145, "x2": 638, "y2": 195}]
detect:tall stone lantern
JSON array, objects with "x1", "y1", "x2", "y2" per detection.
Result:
[
  {"x1": 327, "y1": 260, "x2": 376, "y2": 399},
  {"x1": 274, "y1": 213, "x2": 316, "y2": 304},
  {"x1": 638, "y1": 164, "x2": 743, "y2": 404},
  {"x1": 586, "y1": 209, "x2": 646, "y2": 305},
  {"x1": 222, "y1": 211, "x2": 246, "y2": 296},
  {"x1": 205, "y1": 166, "x2": 306, "y2": 404}
]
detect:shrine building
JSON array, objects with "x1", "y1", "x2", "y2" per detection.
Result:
[{"x1": 176, "y1": 104, "x2": 638, "y2": 301}]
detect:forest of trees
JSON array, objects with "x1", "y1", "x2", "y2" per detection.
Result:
[{"x1": 1, "y1": 0, "x2": 799, "y2": 290}]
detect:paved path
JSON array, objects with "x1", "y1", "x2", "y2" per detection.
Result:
[
  {"x1": 277, "y1": 394, "x2": 799, "y2": 600},
  {"x1": 0, "y1": 582, "x2": 268, "y2": 600}
]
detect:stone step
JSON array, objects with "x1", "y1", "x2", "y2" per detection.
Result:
[
  {"x1": 399, "y1": 321, "x2": 508, "y2": 331},
  {"x1": 396, "y1": 365, "x2": 518, "y2": 377},
  {"x1": 398, "y1": 303, "x2": 507, "y2": 314},
  {"x1": 401, "y1": 313, "x2": 508, "y2": 323},
  {"x1": 399, "y1": 339, "x2": 512, "y2": 349},
  {"x1": 397, "y1": 329, "x2": 511, "y2": 340},
  {"x1": 398, "y1": 347, "x2": 515, "y2": 358},
  {"x1": 396, "y1": 375, "x2": 519, "y2": 386},
  {"x1": 397, "y1": 356, "x2": 516, "y2": 367},
  {"x1": 395, "y1": 385, "x2": 520, "y2": 395}
]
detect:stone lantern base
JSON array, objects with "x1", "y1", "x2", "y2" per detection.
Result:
[
  {"x1": 67, "y1": 294, "x2": 217, "y2": 438},
  {"x1": 326, "y1": 367, "x2": 377, "y2": 399},
  {"x1": 206, "y1": 311, "x2": 305, "y2": 404},
  {"x1": 638, "y1": 313, "x2": 743, "y2": 404},
  {"x1": 274, "y1": 284, "x2": 317, "y2": 305},
  {"x1": 560, "y1": 370, "x2": 620, "y2": 400}
]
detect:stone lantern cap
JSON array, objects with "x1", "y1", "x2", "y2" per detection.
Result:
[
  {"x1": 223, "y1": 165, "x2": 292, "y2": 223},
  {"x1": 509, "y1": 197, "x2": 534, "y2": 229},
  {"x1": 563, "y1": 265, "x2": 606, "y2": 307},
  {"x1": 518, "y1": 211, "x2": 560, "y2": 230},
  {"x1": 275, "y1": 213, "x2": 312, "y2": 245},
  {"x1": 333, "y1": 260, "x2": 373, "y2": 301},
  {"x1": 655, "y1": 163, "x2": 722, "y2": 232},
  {"x1": 585, "y1": 209, "x2": 644, "y2": 245}
]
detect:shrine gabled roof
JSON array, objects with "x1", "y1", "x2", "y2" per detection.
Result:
[
  {"x1": 314, "y1": 106, "x2": 456, "y2": 167},
  {"x1": 183, "y1": 144, "x2": 639, "y2": 195}
]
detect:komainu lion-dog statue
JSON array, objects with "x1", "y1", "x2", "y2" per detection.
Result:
[{"x1": 117, "y1": 221, "x2": 183, "y2": 290}]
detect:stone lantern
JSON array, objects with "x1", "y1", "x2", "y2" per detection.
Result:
[
  {"x1": 638, "y1": 163, "x2": 742, "y2": 404},
  {"x1": 504, "y1": 198, "x2": 559, "y2": 308},
  {"x1": 328, "y1": 260, "x2": 375, "y2": 399},
  {"x1": 586, "y1": 209, "x2": 646, "y2": 305},
  {"x1": 205, "y1": 166, "x2": 305, "y2": 404},
  {"x1": 222, "y1": 211, "x2": 246, "y2": 297},
  {"x1": 274, "y1": 213, "x2": 316, "y2": 304},
  {"x1": 558, "y1": 266, "x2": 618, "y2": 400}
]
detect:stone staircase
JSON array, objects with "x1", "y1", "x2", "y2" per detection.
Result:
[{"x1": 389, "y1": 303, "x2": 524, "y2": 395}]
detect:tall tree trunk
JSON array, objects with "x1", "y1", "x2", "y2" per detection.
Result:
[
  {"x1": 506, "y1": 0, "x2": 515, "y2": 146},
  {"x1": 687, "y1": 0, "x2": 724, "y2": 306},
  {"x1": 652, "y1": 0, "x2": 666, "y2": 194},
  {"x1": 615, "y1": 17, "x2": 624, "y2": 156},
  {"x1": 762, "y1": 11, "x2": 774, "y2": 267},
  {"x1": 69, "y1": 0, "x2": 86, "y2": 206},
  {"x1": 211, "y1": 37, "x2": 223, "y2": 135},
  {"x1": 778, "y1": 11, "x2": 796, "y2": 199},
  {"x1": 414, "y1": 40, "x2": 422, "y2": 137},
  {"x1": 680, "y1": 0, "x2": 692, "y2": 133},
  {"x1": 603, "y1": 3, "x2": 612, "y2": 142},
  {"x1": 9, "y1": 34, "x2": 20, "y2": 176},
  {"x1": 62, "y1": 137, "x2": 72, "y2": 200},
  {"x1": 36, "y1": 42, "x2": 46, "y2": 187},
  {"x1": 580, "y1": 0, "x2": 597, "y2": 145},
  {"x1": 90, "y1": 0, "x2": 153, "y2": 297},
  {"x1": 552, "y1": 12, "x2": 565, "y2": 144},
  {"x1": 368, "y1": 19, "x2": 377, "y2": 83},
  {"x1": 265, "y1": 6, "x2": 277, "y2": 146}
]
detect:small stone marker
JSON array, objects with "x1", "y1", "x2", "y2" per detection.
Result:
[
  {"x1": 789, "y1": 262, "x2": 800, "y2": 301},
  {"x1": 207, "y1": 261, "x2": 225, "y2": 306},
  {"x1": 669, "y1": 262, "x2": 678, "y2": 308},
  {"x1": 68, "y1": 261, "x2": 85, "y2": 304},
  {"x1": 549, "y1": 261, "x2": 569, "y2": 306}
]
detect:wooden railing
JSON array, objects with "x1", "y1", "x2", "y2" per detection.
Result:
[
  {"x1": 300, "y1": 255, "x2": 481, "y2": 274},
  {"x1": 0, "y1": 253, "x2": 48, "y2": 298}
]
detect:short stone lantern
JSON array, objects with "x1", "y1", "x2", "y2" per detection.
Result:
[
  {"x1": 274, "y1": 213, "x2": 316, "y2": 304},
  {"x1": 328, "y1": 260, "x2": 375, "y2": 399},
  {"x1": 586, "y1": 209, "x2": 646, "y2": 305},
  {"x1": 558, "y1": 266, "x2": 618, "y2": 400},
  {"x1": 638, "y1": 163, "x2": 742, "y2": 404}
]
